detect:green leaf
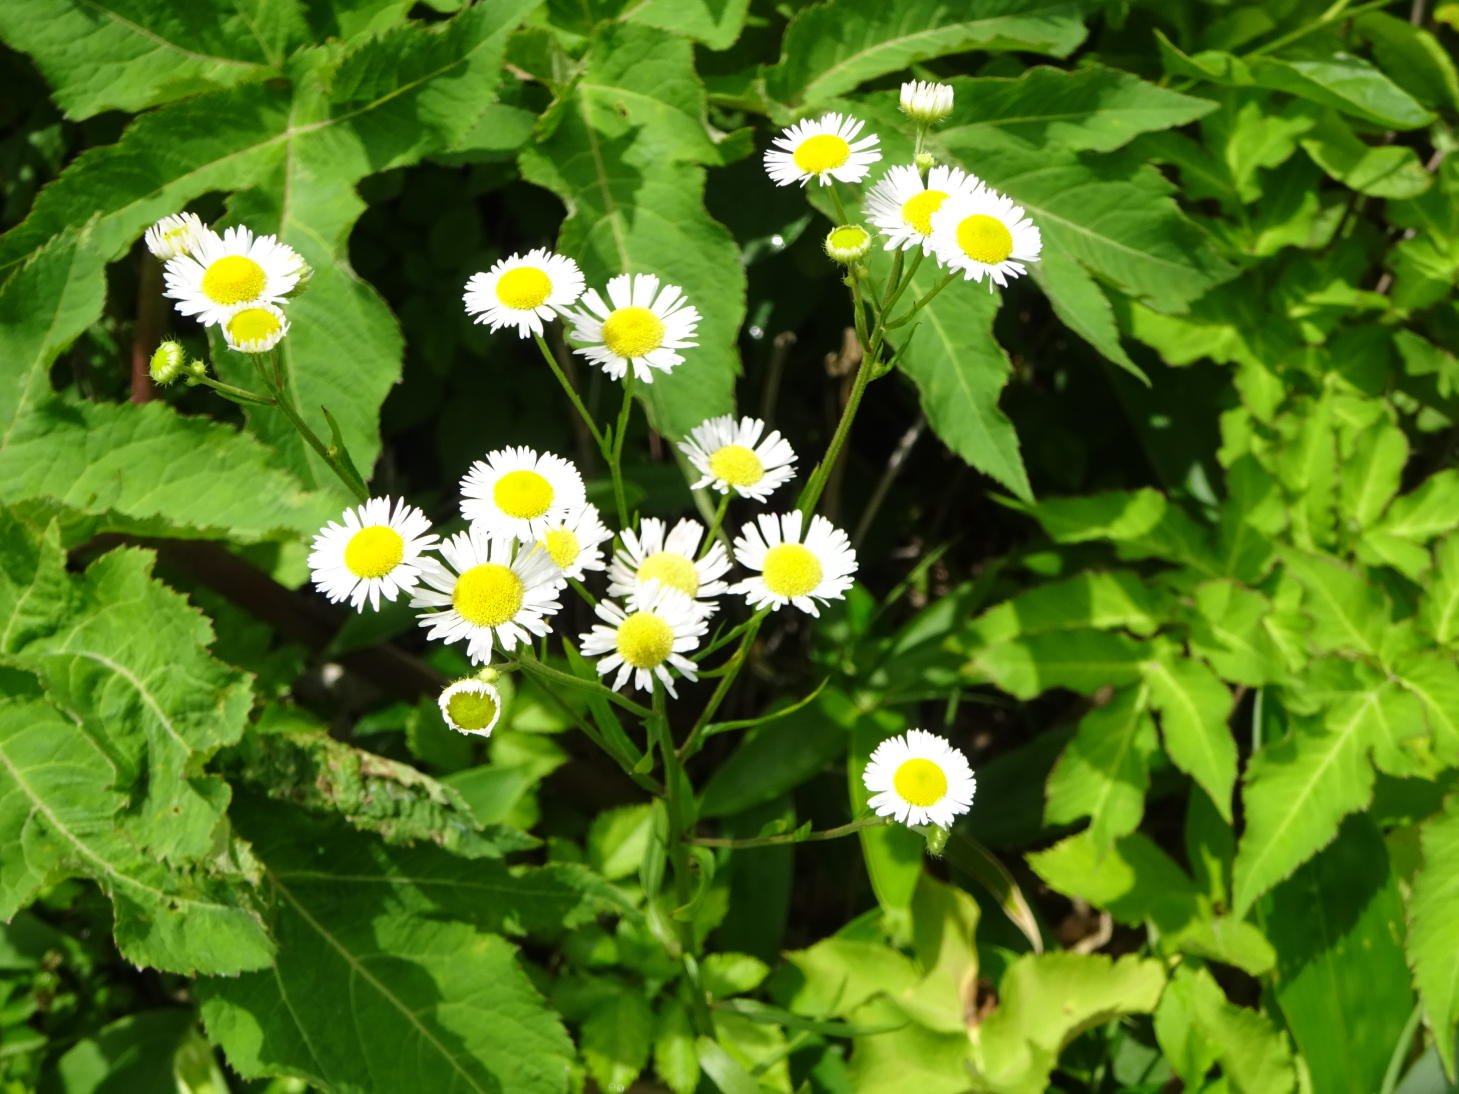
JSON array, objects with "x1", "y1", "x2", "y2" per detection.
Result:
[
  {"x1": 518, "y1": 23, "x2": 741, "y2": 440},
  {"x1": 1394, "y1": 652, "x2": 1459, "y2": 765},
  {"x1": 844, "y1": 1011, "x2": 972, "y2": 1094},
  {"x1": 198, "y1": 796, "x2": 574, "y2": 1094},
  {"x1": 1045, "y1": 684, "x2": 1158, "y2": 847},
  {"x1": 970, "y1": 629, "x2": 1150, "y2": 699},
  {"x1": 1248, "y1": 53, "x2": 1435, "y2": 129},
  {"x1": 890, "y1": 264, "x2": 1031, "y2": 499},
  {"x1": 583, "y1": 991, "x2": 653, "y2": 1093},
  {"x1": 1409, "y1": 794, "x2": 1459, "y2": 1080},
  {"x1": 1154, "y1": 964, "x2": 1297, "y2": 1094},
  {"x1": 701, "y1": 952, "x2": 771, "y2": 998},
  {"x1": 653, "y1": 1000, "x2": 700, "y2": 1094},
  {"x1": 958, "y1": 570, "x2": 1162, "y2": 647},
  {"x1": 763, "y1": 0, "x2": 1087, "y2": 108},
  {"x1": 1262, "y1": 815, "x2": 1413, "y2": 1094},
  {"x1": 1364, "y1": 470, "x2": 1459, "y2": 579},
  {"x1": 1188, "y1": 579, "x2": 1290, "y2": 687},
  {"x1": 773, "y1": 937, "x2": 919, "y2": 1019},
  {"x1": 52, "y1": 1009, "x2": 216, "y2": 1094},
  {"x1": 623, "y1": 0, "x2": 748, "y2": 49},
  {"x1": 1018, "y1": 487, "x2": 1166, "y2": 543},
  {"x1": 699, "y1": 690, "x2": 849, "y2": 818},
  {"x1": 1281, "y1": 550, "x2": 1390, "y2": 658},
  {"x1": 1029, "y1": 829, "x2": 1273, "y2": 974},
  {"x1": 969, "y1": 952, "x2": 1165, "y2": 1094},
  {"x1": 587, "y1": 803, "x2": 654, "y2": 881},
  {"x1": 0, "y1": 670, "x2": 273, "y2": 975},
  {"x1": 0, "y1": 0, "x2": 280, "y2": 120},
  {"x1": 1420, "y1": 533, "x2": 1459, "y2": 646},
  {"x1": 939, "y1": 65, "x2": 1217, "y2": 155},
  {"x1": 1143, "y1": 652, "x2": 1238, "y2": 822},
  {"x1": 1034, "y1": 249, "x2": 1145, "y2": 380},
  {"x1": 1300, "y1": 112, "x2": 1433, "y2": 199},
  {"x1": 1356, "y1": 12, "x2": 1459, "y2": 112}
]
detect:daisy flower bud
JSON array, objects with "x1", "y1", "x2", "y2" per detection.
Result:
[
  {"x1": 824, "y1": 225, "x2": 871, "y2": 264},
  {"x1": 144, "y1": 213, "x2": 205, "y2": 260},
  {"x1": 149, "y1": 341, "x2": 186, "y2": 385},
  {"x1": 438, "y1": 678, "x2": 503, "y2": 736},
  {"x1": 899, "y1": 80, "x2": 954, "y2": 126}
]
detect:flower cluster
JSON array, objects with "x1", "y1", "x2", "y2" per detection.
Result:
[{"x1": 144, "y1": 212, "x2": 309, "y2": 353}]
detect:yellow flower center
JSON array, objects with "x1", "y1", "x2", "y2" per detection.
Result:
[
  {"x1": 637, "y1": 551, "x2": 699, "y2": 596},
  {"x1": 452, "y1": 563, "x2": 524, "y2": 627},
  {"x1": 955, "y1": 214, "x2": 1014, "y2": 265},
  {"x1": 542, "y1": 527, "x2": 581, "y2": 569},
  {"x1": 708, "y1": 444, "x2": 765, "y2": 487},
  {"x1": 794, "y1": 133, "x2": 851, "y2": 175},
  {"x1": 616, "y1": 612, "x2": 674, "y2": 668},
  {"x1": 493, "y1": 469, "x2": 554, "y2": 519},
  {"x1": 761, "y1": 543, "x2": 822, "y2": 598},
  {"x1": 495, "y1": 266, "x2": 552, "y2": 310},
  {"x1": 225, "y1": 306, "x2": 283, "y2": 347},
  {"x1": 902, "y1": 189, "x2": 948, "y2": 236},
  {"x1": 343, "y1": 526, "x2": 405, "y2": 579},
  {"x1": 201, "y1": 254, "x2": 267, "y2": 305},
  {"x1": 601, "y1": 306, "x2": 666, "y2": 359},
  {"x1": 893, "y1": 757, "x2": 948, "y2": 807},
  {"x1": 446, "y1": 688, "x2": 498, "y2": 733}
]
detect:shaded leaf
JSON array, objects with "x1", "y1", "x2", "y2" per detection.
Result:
[
  {"x1": 1408, "y1": 794, "x2": 1459, "y2": 1080},
  {"x1": 1045, "y1": 684, "x2": 1158, "y2": 847}
]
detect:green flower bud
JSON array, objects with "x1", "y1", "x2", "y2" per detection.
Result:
[
  {"x1": 148, "y1": 342, "x2": 186, "y2": 385},
  {"x1": 824, "y1": 224, "x2": 872, "y2": 264}
]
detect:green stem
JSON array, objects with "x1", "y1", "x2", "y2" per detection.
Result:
[
  {"x1": 511, "y1": 650, "x2": 654, "y2": 718},
  {"x1": 530, "y1": 668, "x2": 662, "y2": 795},
  {"x1": 189, "y1": 374, "x2": 277, "y2": 407},
  {"x1": 700, "y1": 493, "x2": 731, "y2": 557},
  {"x1": 885, "y1": 270, "x2": 959, "y2": 330},
  {"x1": 688, "y1": 815, "x2": 888, "y2": 849},
  {"x1": 798, "y1": 348, "x2": 876, "y2": 516},
  {"x1": 827, "y1": 183, "x2": 850, "y2": 225},
  {"x1": 652, "y1": 688, "x2": 700, "y2": 961},
  {"x1": 679, "y1": 612, "x2": 765, "y2": 761},
  {"x1": 261, "y1": 365, "x2": 370, "y2": 502},
  {"x1": 534, "y1": 333, "x2": 606, "y2": 451},
  {"x1": 608, "y1": 373, "x2": 635, "y2": 528},
  {"x1": 1247, "y1": 0, "x2": 1388, "y2": 56},
  {"x1": 696, "y1": 612, "x2": 762, "y2": 659}
]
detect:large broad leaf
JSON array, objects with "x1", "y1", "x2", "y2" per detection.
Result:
[
  {"x1": 970, "y1": 629, "x2": 1150, "y2": 699},
  {"x1": 0, "y1": 667, "x2": 272, "y2": 975},
  {"x1": 968, "y1": 952, "x2": 1164, "y2": 1094},
  {"x1": 1153, "y1": 964, "x2": 1297, "y2": 1094},
  {"x1": 1248, "y1": 54, "x2": 1434, "y2": 130},
  {"x1": 1409, "y1": 795, "x2": 1459, "y2": 1079},
  {"x1": 0, "y1": 0, "x2": 288, "y2": 120},
  {"x1": 199, "y1": 796, "x2": 580, "y2": 1094},
  {"x1": 1045, "y1": 684, "x2": 1158, "y2": 847},
  {"x1": 763, "y1": 0, "x2": 1087, "y2": 109},
  {"x1": 958, "y1": 570, "x2": 1162, "y2": 647},
  {"x1": 519, "y1": 22, "x2": 741, "y2": 441},
  {"x1": 1262, "y1": 815, "x2": 1413, "y2": 1094}
]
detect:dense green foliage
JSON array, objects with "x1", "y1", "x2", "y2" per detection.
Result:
[{"x1": 3, "y1": 0, "x2": 1459, "y2": 1091}]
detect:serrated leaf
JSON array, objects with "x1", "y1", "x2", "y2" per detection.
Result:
[
  {"x1": 1019, "y1": 487, "x2": 1166, "y2": 542},
  {"x1": 959, "y1": 570, "x2": 1161, "y2": 648},
  {"x1": 623, "y1": 0, "x2": 748, "y2": 49},
  {"x1": 1154, "y1": 964, "x2": 1296, "y2": 1094},
  {"x1": 1034, "y1": 249, "x2": 1144, "y2": 379},
  {"x1": 969, "y1": 952, "x2": 1165, "y2": 1094},
  {"x1": 653, "y1": 1000, "x2": 700, "y2": 1094},
  {"x1": 1045, "y1": 684, "x2": 1158, "y2": 847},
  {"x1": 1367, "y1": 469, "x2": 1459, "y2": 549},
  {"x1": 1248, "y1": 53, "x2": 1434, "y2": 129},
  {"x1": 582, "y1": 990, "x2": 653, "y2": 1093},
  {"x1": 0, "y1": 0, "x2": 281, "y2": 120},
  {"x1": 971, "y1": 629, "x2": 1150, "y2": 699},
  {"x1": 1143, "y1": 653, "x2": 1238, "y2": 822},
  {"x1": 764, "y1": 0, "x2": 1086, "y2": 108},
  {"x1": 519, "y1": 23, "x2": 740, "y2": 440},
  {"x1": 1189, "y1": 579, "x2": 1290, "y2": 687},
  {"x1": 1263, "y1": 815, "x2": 1413, "y2": 1094},
  {"x1": 0, "y1": 671, "x2": 273, "y2": 976},
  {"x1": 198, "y1": 795, "x2": 573, "y2": 1094},
  {"x1": 1300, "y1": 111, "x2": 1433, "y2": 199},
  {"x1": 1409, "y1": 794, "x2": 1459, "y2": 1080},
  {"x1": 1420, "y1": 533, "x2": 1459, "y2": 646},
  {"x1": 1395, "y1": 652, "x2": 1459, "y2": 765},
  {"x1": 1281, "y1": 551, "x2": 1389, "y2": 658},
  {"x1": 890, "y1": 264, "x2": 1030, "y2": 499},
  {"x1": 1029, "y1": 829, "x2": 1273, "y2": 974}
]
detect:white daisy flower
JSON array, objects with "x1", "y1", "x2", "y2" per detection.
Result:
[
  {"x1": 220, "y1": 301, "x2": 290, "y2": 353},
  {"x1": 729, "y1": 511, "x2": 857, "y2": 617},
  {"x1": 579, "y1": 582, "x2": 707, "y2": 698},
  {"x1": 567, "y1": 274, "x2": 700, "y2": 384},
  {"x1": 460, "y1": 446, "x2": 587, "y2": 542},
  {"x1": 607, "y1": 516, "x2": 731, "y2": 616},
  {"x1": 763, "y1": 113, "x2": 881, "y2": 188},
  {"x1": 864, "y1": 164, "x2": 983, "y2": 255},
  {"x1": 899, "y1": 81, "x2": 955, "y2": 126},
  {"x1": 929, "y1": 186, "x2": 1042, "y2": 288},
  {"x1": 144, "y1": 212, "x2": 205, "y2": 260},
  {"x1": 678, "y1": 415, "x2": 797, "y2": 502},
  {"x1": 463, "y1": 248, "x2": 585, "y2": 338},
  {"x1": 532, "y1": 502, "x2": 612, "y2": 582},
  {"x1": 308, "y1": 496, "x2": 438, "y2": 612},
  {"x1": 438, "y1": 678, "x2": 503, "y2": 736},
  {"x1": 410, "y1": 527, "x2": 564, "y2": 664},
  {"x1": 162, "y1": 224, "x2": 307, "y2": 327},
  {"x1": 863, "y1": 728, "x2": 976, "y2": 828}
]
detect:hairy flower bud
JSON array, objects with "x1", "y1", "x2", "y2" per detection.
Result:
[
  {"x1": 148, "y1": 341, "x2": 186, "y2": 385},
  {"x1": 824, "y1": 224, "x2": 872, "y2": 264}
]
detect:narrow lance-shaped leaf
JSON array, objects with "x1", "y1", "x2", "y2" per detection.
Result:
[{"x1": 1143, "y1": 652, "x2": 1237, "y2": 821}]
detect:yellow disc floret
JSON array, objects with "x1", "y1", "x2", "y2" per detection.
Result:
[
  {"x1": 893, "y1": 757, "x2": 948, "y2": 807},
  {"x1": 496, "y1": 267, "x2": 552, "y2": 310},
  {"x1": 601, "y1": 306, "x2": 666, "y2": 359},
  {"x1": 708, "y1": 444, "x2": 765, "y2": 487},
  {"x1": 493, "y1": 469, "x2": 554, "y2": 519},
  {"x1": 343, "y1": 526, "x2": 405, "y2": 579},
  {"x1": 226, "y1": 307, "x2": 283, "y2": 346},
  {"x1": 955, "y1": 214, "x2": 1014, "y2": 265},
  {"x1": 902, "y1": 190, "x2": 948, "y2": 236},
  {"x1": 637, "y1": 551, "x2": 699, "y2": 596},
  {"x1": 447, "y1": 689, "x2": 499, "y2": 732},
  {"x1": 453, "y1": 563, "x2": 524, "y2": 627},
  {"x1": 616, "y1": 612, "x2": 674, "y2": 668},
  {"x1": 793, "y1": 134, "x2": 851, "y2": 174},
  {"x1": 543, "y1": 528, "x2": 581, "y2": 569},
  {"x1": 761, "y1": 543, "x2": 822, "y2": 598},
  {"x1": 201, "y1": 255, "x2": 267, "y2": 305}
]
